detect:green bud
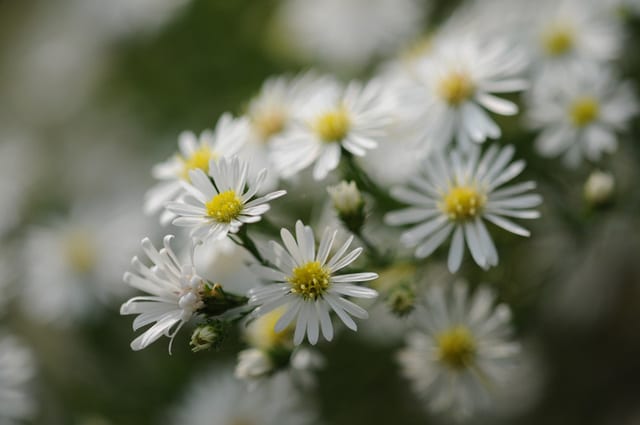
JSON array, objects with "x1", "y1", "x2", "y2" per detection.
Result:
[
  {"x1": 190, "y1": 320, "x2": 230, "y2": 352},
  {"x1": 386, "y1": 283, "x2": 416, "y2": 316},
  {"x1": 327, "y1": 181, "x2": 365, "y2": 232}
]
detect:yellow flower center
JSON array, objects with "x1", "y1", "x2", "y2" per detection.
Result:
[
  {"x1": 252, "y1": 108, "x2": 286, "y2": 141},
  {"x1": 437, "y1": 71, "x2": 475, "y2": 106},
  {"x1": 313, "y1": 108, "x2": 351, "y2": 142},
  {"x1": 64, "y1": 230, "x2": 97, "y2": 274},
  {"x1": 205, "y1": 190, "x2": 243, "y2": 223},
  {"x1": 436, "y1": 326, "x2": 476, "y2": 370},
  {"x1": 442, "y1": 186, "x2": 486, "y2": 221},
  {"x1": 288, "y1": 261, "x2": 331, "y2": 300},
  {"x1": 180, "y1": 145, "x2": 217, "y2": 180},
  {"x1": 570, "y1": 96, "x2": 600, "y2": 127},
  {"x1": 542, "y1": 26, "x2": 575, "y2": 57}
]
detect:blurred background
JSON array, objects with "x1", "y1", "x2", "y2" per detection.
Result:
[{"x1": 1, "y1": 0, "x2": 640, "y2": 424}]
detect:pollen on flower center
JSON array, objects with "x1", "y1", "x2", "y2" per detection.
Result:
[
  {"x1": 64, "y1": 230, "x2": 97, "y2": 274},
  {"x1": 205, "y1": 190, "x2": 243, "y2": 223},
  {"x1": 288, "y1": 261, "x2": 331, "y2": 300},
  {"x1": 180, "y1": 146, "x2": 217, "y2": 180},
  {"x1": 570, "y1": 96, "x2": 600, "y2": 127},
  {"x1": 436, "y1": 326, "x2": 476, "y2": 370},
  {"x1": 437, "y1": 71, "x2": 475, "y2": 106},
  {"x1": 313, "y1": 108, "x2": 351, "y2": 142},
  {"x1": 542, "y1": 26, "x2": 575, "y2": 56},
  {"x1": 442, "y1": 186, "x2": 486, "y2": 221},
  {"x1": 253, "y1": 108, "x2": 286, "y2": 140}
]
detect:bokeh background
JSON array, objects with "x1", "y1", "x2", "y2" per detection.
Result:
[{"x1": 1, "y1": 0, "x2": 640, "y2": 424}]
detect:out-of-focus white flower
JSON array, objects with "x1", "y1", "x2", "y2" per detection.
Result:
[
  {"x1": 272, "y1": 78, "x2": 393, "y2": 180},
  {"x1": 584, "y1": 170, "x2": 616, "y2": 205},
  {"x1": 248, "y1": 220, "x2": 378, "y2": 345},
  {"x1": 386, "y1": 144, "x2": 541, "y2": 272},
  {"x1": 526, "y1": 0, "x2": 623, "y2": 79},
  {"x1": 120, "y1": 235, "x2": 205, "y2": 351},
  {"x1": 167, "y1": 156, "x2": 286, "y2": 242},
  {"x1": 169, "y1": 368, "x2": 316, "y2": 425},
  {"x1": 527, "y1": 66, "x2": 638, "y2": 167},
  {"x1": 272, "y1": 0, "x2": 426, "y2": 70},
  {"x1": 327, "y1": 181, "x2": 363, "y2": 217},
  {"x1": 19, "y1": 197, "x2": 151, "y2": 326},
  {"x1": 144, "y1": 114, "x2": 249, "y2": 224},
  {"x1": 0, "y1": 334, "x2": 36, "y2": 424},
  {"x1": 397, "y1": 282, "x2": 520, "y2": 419},
  {"x1": 403, "y1": 37, "x2": 528, "y2": 150}
]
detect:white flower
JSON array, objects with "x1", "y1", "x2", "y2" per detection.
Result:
[
  {"x1": 166, "y1": 156, "x2": 286, "y2": 242},
  {"x1": 405, "y1": 37, "x2": 528, "y2": 150},
  {"x1": 248, "y1": 220, "x2": 379, "y2": 345},
  {"x1": 273, "y1": 0, "x2": 426, "y2": 70},
  {"x1": 144, "y1": 113, "x2": 249, "y2": 224},
  {"x1": 385, "y1": 144, "x2": 542, "y2": 272},
  {"x1": 397, "y1": 282, "x2": 520, "y2": 419},
  {"x1": 170, "y1": 368, "x2": 316, "y2": 425},
  {"x1": 272, "y1": 78, "x2": 392, "y2": 180},
  {"x1": 235, "y1": 348, "x2": 274, "y2": 381},
  {"x1": 0, "y1": 334, "x2": 35, "y2": 424},
  {"x1": 120, "y1": 235, "x2": 205, "y2": 351},
  {"x1": 584, "y1": 170, "x2": 615, "y2": 205},
  {"x1": 327, "y1": 180, "x2": 363, "y2": 216},
  {"x1": 18, "y1": 196, "x2": 151, "y2": 326},
  {"x1": 527, "y1": 65, "x2": 638, "y2": 167}
]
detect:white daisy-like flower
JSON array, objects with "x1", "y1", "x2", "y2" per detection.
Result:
[
  {"x1": 272, "y1": 0, "x2": 426, "y2": 70},
  {"x1": 120, "y1": 235, "x2": 206, "y2": 351},
  {"x1": 248, "y1": 220, "x2": 378, "y2": 345},
  {"x1": 526, "y1": 0, "x2": 623, "y2": 79},
  {"x1": 397, "y1": 282, "x2": 520, "y2": 419},
  {"x1": 0, "y1": 334, "x2": 36, "y2": 424},
  {"x1": 527, "y1": 65, "x2": 638, "y2": 167},
  {"x1": 169, "y1": 368, "x2": 316, "y2": 425},
  {"x1": 19, "y1": 196, "x2": 151, "y2": 326},
  {"x1": 385, "y1": 144, "x2": 542, "y2": 273},
  {"x1": 272, "y1": 77, "x2": 392, "y2": 180},
  {"x1": 166, "y1": 156, "x2": 286, "y2": 242},
  {"x1": 144, "y1": 113, "x2": 249, "y2": 224},
  {"x1": 405, "y1": 37, "x2": 528, "y2": 150}
]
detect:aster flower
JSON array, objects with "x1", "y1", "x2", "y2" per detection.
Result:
[
  {"x1": 166, "y1": 156, "x2": 286, "y2": 242},
  {"x1": 272, "y1": 78, "x2": 392, "y2": 180},
  {"x1": 527, "y1": 65, "x2": 638, "y2": 167},
  {"x1": 397, "y1": 282, "x2": 520, "y2": 418},
  {"x1": 0, "y1": 334, "x2": 35, "y2": 424},
  {"x1": 385, "y1": 144, "x2": 541, "y2": 272},
  {"x1": 405, "y1": 37, "x2": 528, "y2": 150},
  {"x1": 120, "y1": 235, "x2": 206, "y2": 351},
  {"x1": 144, "y1": 113, "x2": 249, "y2": 224},
  {"x1": 248, "y1": 220, "x2": 378, "y2": 345}
]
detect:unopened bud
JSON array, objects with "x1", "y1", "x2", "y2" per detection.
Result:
[
  {"x1": 584, "y1": 170, "x2": 615, "y2": 206},
  {"x1": 387, "y1": 284, "x2": 416, "y2": 316},
  {"x1": 190, "y1": 320, "x2": 230, "y2": 352},
  {"x1": 327, "y1": 181, "x2": 365, "y2": 232}
]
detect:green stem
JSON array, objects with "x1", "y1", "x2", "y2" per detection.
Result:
[{"x1": 235, "y1": 226, "x2": 268, "y2": 266}]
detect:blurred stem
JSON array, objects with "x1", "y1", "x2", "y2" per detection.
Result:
[
  {"x1": 341, "y1": 150, "x2": 401, "y2": 211},
  {"x1": 232, "y1": 227, "x2": 268, "y2": 266}
]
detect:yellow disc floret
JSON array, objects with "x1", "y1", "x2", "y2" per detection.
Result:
[
  {"x1": 442, "y1": 186, "x2": 486, "y2": 221},
  {"x1": 180, "y1": 145, "x2": 217, "y2": 180},
  {"x1": 542, "y1": 25, "x2": 575, "y2": 57},
  {"x1": 252, "y1": 108, "x2": 286, "y2": 141},
  {"x1": 288, "y1": 261, "x2": 331, "y2": 300},
  {"x1": 64, "y1": 230, "x2": 97, "y2": 274},
  {"x1": 437, "y1": 71, "x2": 475, "y2": 106},
  {"x1": 205, "y1": 190, "x2": 243, "y2": 223},
  {"x1": 570, "y1": 96, "x2": 600, "y2": 127},
  {"x1": 313, "y1": 108, "x2": 351, "y2": 142},
  {"x1": 436, "y1": 326, "x2": 477, "y2": 370}
]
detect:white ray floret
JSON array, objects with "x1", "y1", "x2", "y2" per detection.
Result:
[
  {"x1": 527, "y1": 65, "x2": 638, "y2": 167},
  {"x1": 385, "y1": 144, "x2": 541, "y2": 273},
  {"x1": 397, "y1": 282, "x2": 521, "y2": 419},
  {"x1": 405, "y1": 37, "x2": 528, "y2": 150},
  {"x1": 0, "y1": 334, "x2": 35, "y2": 424},
  {"x1": 272, "y1": 77, "x2": 393, "y2": 180},
  {"x1": 144, "y1": 113, "x2": 249, "y2": 224},
  {"x1": 166, "y1": 156, "x2": 286, "y2": 242},
  {"x1": 248, "y1": 220, "x2": 378, "y2": 345},
  {"x1": 120, "y1": 235, "x2": 206, "y2": 352}
]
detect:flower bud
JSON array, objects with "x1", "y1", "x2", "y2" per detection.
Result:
[
  {"x1": 327, "y1": 181, "x2": 365, "y2": 232},
  {"x1": 190, "y1": 320, "x2": 230, "y2": 352},
  {"x1": 584, "y1": 170, "x2": 615, "y2": 206},
  {"x1": 386, "y1": 283, "x2": 416, "y2": 316}
]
